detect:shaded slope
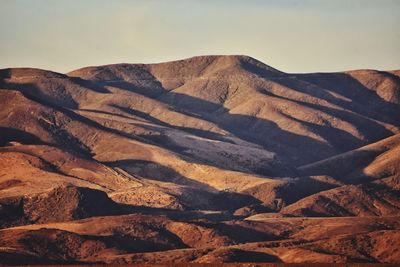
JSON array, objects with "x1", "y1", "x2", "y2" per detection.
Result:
[
  {"x1": 281, "y1": 183, "x2": 400, "y2": 217},
  {"x1": 0, "y1": 185, "x2": 123, "y2": 228},
  {"x1": 0, "y1": 67, "x2": 109, "y2": 109},
  {"x1": 298, "y1": 133, "x2": 400, "y2": 183},
  {"x1": 281, "y1": 135, "x2": 400, "y2": 217}
]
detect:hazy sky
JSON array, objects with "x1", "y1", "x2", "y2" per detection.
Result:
[{"x1": 1, "y1": 0, "x2": 399, "y2": 73}]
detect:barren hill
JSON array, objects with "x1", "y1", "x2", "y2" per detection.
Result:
[{"x1": 0, "y1": 55, "x2": 399, "y2": 264}]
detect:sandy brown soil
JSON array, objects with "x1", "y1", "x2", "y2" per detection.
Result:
[{"x1": 0, "y1": 55, "x2": 399, "y2": 264}]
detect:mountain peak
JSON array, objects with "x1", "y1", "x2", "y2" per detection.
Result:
[
  {"x1": 67, "y1": 55, "x2": 283, "y2": 82},
  {"x1": 148, "y1": 55, "x2": 283, "y2": 78}
]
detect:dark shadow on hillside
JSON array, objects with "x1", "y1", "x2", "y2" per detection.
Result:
[
  {"x1": 113, "y1": 104, "x2": 235, "y2": 143},
  {"x1": 1, "y1": 77, "x2": 111, "y2": 109},
  {"x1": 220, "y1": 249, "x2": 282, "y2": 263},
  {"x1": 69, "y1": 77, "x2": 110, "y2": 93},
  {"x1": 99, "y1": 80, "x2": 164, "y2": 97},
  {"x1": 277, "y1": 108, "x2": 366, "y2": 151},
  {"x1": 192, "y1": 221, "x2": 279, "y2": 243},
  {"x1": 0, "y1": 127, "x2": 47, "y2": 146},
  {"x1": 292, "y1": 72, "x2": 400, "y2": 126},
  {"x1": 298, "y1": 149, "x2": 384, "y2": 183},
  {"x1": 239, "y1": 56, "x2": 284, "y2": 79},
  {"x1": 284, "y1": 182, "x2": 400, "y2": 218},
  {"x1": 0, "y1": 126, "x2": 93, "y2": 161},
  {"x1": 77, "y1": 108, "x2": 149, "y2": 123},
  {"x1": 0, "y1": 81, "x2": 77, "y2": 109},
  {"x1": 240, "y1": 175, "x2": 339, "y2": 211}
]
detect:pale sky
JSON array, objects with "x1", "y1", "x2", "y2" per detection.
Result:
[{"x1": 0, "y1": 0, "x2": 399, "y2": 73}]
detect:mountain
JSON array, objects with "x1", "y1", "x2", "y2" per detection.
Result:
[{"x1": 0, "y1": 55, "x2": 399, "y2": 264}]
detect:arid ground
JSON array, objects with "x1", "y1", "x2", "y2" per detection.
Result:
[{"x1": 0, "y1": 55, "x2": 399, "y2": 264}]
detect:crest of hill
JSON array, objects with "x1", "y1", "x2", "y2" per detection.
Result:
[
  {"x1": 0, "y1": 68, "x2": 66, "y2": 79},
  {"x1": 67, "y1": 55, "x2": 284, "y2": 82},
  {"x1": 0, "y1": 67, "x2": 108, "y2": 109},
  {"x1": 346, "y1": 69, "x2": 400, "y2": 104}
]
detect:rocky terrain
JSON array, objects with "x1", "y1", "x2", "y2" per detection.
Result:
[{"x1": 0, "y1": 55, "x2": 399, "y2": 264}]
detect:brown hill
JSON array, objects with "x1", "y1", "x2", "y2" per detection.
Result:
[
  {"x1": 1, "y1": 215, "x2": 399, "y2": 264},
  {"x1": 0, "y1": 55, "x2": 399, "y2": 264},
  {"x1": 281, "y1": 134, "x2": 400, "y2": 217},
  {"x1": 0, "y1": 185, "x2": 123, "y2": 228},
  {"x1": 281, "y1": 183, "x2": 400, "y2": 217},
  {"x1": 298, "y1": 133, "x2": 400, "y2": 184}
]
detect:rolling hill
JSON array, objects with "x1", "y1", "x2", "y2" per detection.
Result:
[{"x1": 0, "y1": 55, "x2": 399, "y2": 264}]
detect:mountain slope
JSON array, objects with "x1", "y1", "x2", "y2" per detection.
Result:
[
  {"x1": 281, "y1": 134, "x2": 400, "y2": 217},
  {"x1": 0, "y1": 55, "x2": 399, "y2": 264},
  {"x1": 68, "y1": 56, "x2": 400, "y2": 166}
]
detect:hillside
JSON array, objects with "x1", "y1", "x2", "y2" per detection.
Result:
[{"x1": 0, "y1": 55, "x2": 399, "y2": 264}]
